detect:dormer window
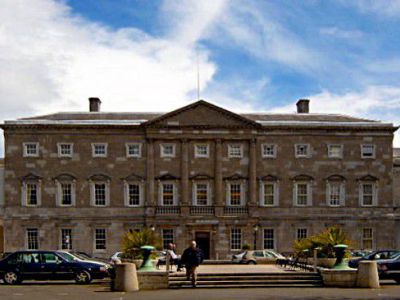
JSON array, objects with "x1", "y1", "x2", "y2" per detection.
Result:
[
  {"x1": 126, "y1": 143, "x2": 142, "y2": 158},
  {"x1": 361, "y1": 144, "x2": 375, "y2": 159},
  {"x1": 228, "y1": 144, "x2": 243, "y2": 158},
  {"x1": 23, "y1": 142, "x2": 39, "y2": 157},
  {"x1": 161, "y1": 144, "x2": 175, "y2": 158},
  {"x1": 195, "y1": 144, "x2": 209, "y2": 158},
  {"x1": 262, "y1": 144, "x2": 276, "y2": 158},
  {"x1": 295, "y1": 144, "x2": 310, "y2": 158},
  {"x1": 92, "y1": 143, "x2": 107, "y2": 157},
  {"x1": 58, "y1": 143, "x2": 73, "y2": 157}
]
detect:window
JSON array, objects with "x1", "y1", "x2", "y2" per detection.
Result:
[
  {"x1": 228, "y1": 145, "x2": 243, "y2": 158},
  {"x1": 361, "y1": 144, "x2": 375, "y2": 159},
  {"x1": 26, "y1": 228, "x2": 39, "y2": 250},
  {"x1": 161, "y1": 183, "x2": 175, "y2": 206},
  {"x1": 61, "y1": 229, "x2": 72, "y2": 250},
  {"x1": 227, "y1": 183, "x2": 243, "y2": 206},
  {"x1": 297, "y1": 228, "x2": 308, "y2": 240},
  {"x1": 161, "y1": 144, "x2": 175, "y2": 158},
  {"x1": 90, "y1": 181, "x2": 110, "y2": 207},
  {"x1": 231, "y1": 228, "x2": 242, "y2": 250},
  {"x1": 95, "y1": 183, "x2": 106, "y2": 206},
  {"x1": 94, "y1": 229, "x2": 106, "y2": 250},
  {"x1": 125, "y1": 183, "x2": 142, "y2": 206},
  {"x1": 92, "y1": 143, "x2": 107, "y2": 157},
  {"x1": 195, "y1": 144, "x2": 209, "y2": 158},
  {"x1": 295, "y1": 144, "x2": 310, "y2": 158},
  {"x1": 327, "y1": 181, "x2": 346, "y2": 206},
  {"x1": 262, "y1": 144, "x2": 276, "y2": 158},
  {"x1": 23, "y1": 142, "x2": 39, "y2": 157},
  {"x1": 360, "y1": 183, "x2": 377, "y2": 206},
  {"x1": 42, "y1": 252, "x2": 62, "y2": 264},
  {"x1": 57, "y1": 182, "x2": 75, "y2": 206},
  {"x1": 57, "y1": 143, "x2": 73, "y2": 157},
  {"x1": 162, "y1": 229, "x2": 174, "y2": 250},
  {"x1": 26, "y1": 183, "x2": 38, "y2": 206},
  {"x1": 126, "y1": 143, "x2": 142, "y2": 158},
  {"x1": 263, "y1": 229, "x2": 275, "y2": 250},
  {"x1": 294, "y1": 182, "x2": 311, "y2": 206},
  {"x1": 194, "y1": 183, "x2": 209, "y2": 205},
  {"x1": 328, "y1": 144, "x2": 343, "y2": 158},
  {"x1": 260, "y1": 182, "x2": 278, "y2": 206},
  {"x1": 362, "y1": 228, "x2": 373, "y2": 250}
]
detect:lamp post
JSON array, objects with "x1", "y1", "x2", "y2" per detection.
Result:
[{"x1": 253, "y1": 224, "x2": 259, "y2": 250}]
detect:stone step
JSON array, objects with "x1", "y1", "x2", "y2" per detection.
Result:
[
  {"x1": 169, "y1": 276, "x2": 322, "y2": 281},
  {"x1": 170, "y1": 279, "x2": 322, "y2": 285},
  {"x1": 169, "y1": 283, "x2": 323, "y2": 289},
  {"x1": 169, "y1": 272, "x2": 319, "y2": 277}
]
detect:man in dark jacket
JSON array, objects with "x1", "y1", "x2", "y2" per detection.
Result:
[{"x1": 181, "y1": 240, "x2": 204, "y2": 287}]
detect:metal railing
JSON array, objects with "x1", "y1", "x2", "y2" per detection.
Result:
[
  {"x1": 223, "y1": 206, "x2": 248, "y2": 215},
  {"x1": 155, "y1": 206, "x2": 181, "y2": 215},
  {"x1": 190, "y1": 206, "x2": 215, "y2": 215}
]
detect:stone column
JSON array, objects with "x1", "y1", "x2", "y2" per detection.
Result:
[
  {"x1": 181, "y1": 140, "x2": 189, "y2": 211},
  {"x1": 214, "y1": 139, "x2": 223, "y2": 214},
  {"x1": 146, "y1": 139, "x2": 155, "y2": 208},
  {"x1": 249, "y1": 138, "x2": 257, "y2": 206}
]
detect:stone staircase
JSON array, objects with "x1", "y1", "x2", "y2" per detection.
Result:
[{"x1": 169, "y1": 272, "x2": 323, "y2": 288}]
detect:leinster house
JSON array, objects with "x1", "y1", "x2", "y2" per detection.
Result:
[{"x1": 0, "y1": 98, "x2": 399, "y2": 259}]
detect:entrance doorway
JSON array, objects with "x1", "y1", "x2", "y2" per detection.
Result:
[{"x1": 195, "y1": 231, "x2": 210, "y2": 259}]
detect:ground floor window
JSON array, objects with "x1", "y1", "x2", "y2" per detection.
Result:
[
  {"x1": 61, "y1": 228, "x2": 72, "y2": 250},
  {"x1": 162, "y1": 229, "x2": 174, "y2": 250},
  {"x1": 362, "y1": 228, "x2": 373, "y2": 250},
  {"x1": 26, "y1": 228, "x2": 39, "y2": 250},
  {"x1": 230, "y1": 228, "x2": 242, "y2": 250},
  {"x1": 263, "y1": 228, "x2": 275, "y2": 250},
  {"x1": 95, "y1": 229, "x2": 106, "y2": 250},
  {"x1": 297, "y1": 228, "x2": 307, "y2": 240}
]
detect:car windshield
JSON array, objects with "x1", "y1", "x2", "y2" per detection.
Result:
[
  {"x1": 57, "y1": 252, "x2": 77, "y2": 262},
  {"x1": 389, "y1": 252, "x2": 400, "y2": 259}
]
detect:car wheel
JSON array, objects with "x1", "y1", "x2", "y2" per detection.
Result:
[
  {"x1": 74, "y1": 270, "x2": 92, "y2": 284},
  {"x1": 247, "y1": 260, "x2": 257, "y2": 265},
  {"x1": 3, "y1": 271, "x2": 21, "y2": 285}
]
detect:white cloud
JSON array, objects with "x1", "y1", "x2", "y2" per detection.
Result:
[
  {"x1": 271, "y1": 86, "x2": 400, "y2": 146},
  {"x1": 319, "y1": 27, "x2": 364, "y2": 39},
  {"x1": 0, "y1": 0, "x2": 219, "y2": 119},
  {"x1": 338, "y1": 0, "x2": 400, "y2": 17}
]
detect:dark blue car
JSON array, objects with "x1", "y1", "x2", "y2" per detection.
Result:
[
  {"x1": 377, "y1": 253, "x2": 400, "y2": 284},
  {"x1": 348, "y1": 250, "x2": 400, "y2": 269},
  {"x1": 0, "y1": 250, "x2": 111, "y2": 284}
]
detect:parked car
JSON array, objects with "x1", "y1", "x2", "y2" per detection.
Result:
[
  {"x1": 70, "y1": 251, "x2": 108, "y2": 263},
  {"x1": 348, "y1": 250, "x2": 400, "y2": 268},
  {"x1": 109, "y1": 252, "x2": 123, "y2": 264},
  {"x1": 0, "y1": 250, "x2": 111, "y2": 285},
  {"x1": 232, "y1": 250, "x2": 286, "y2": 264},
  {"x1": 349, "y1": 250, "x2": 373, "y2": 259},
  {"x1": 377, "y1": 253, "x2": 400, "y2": 284}
]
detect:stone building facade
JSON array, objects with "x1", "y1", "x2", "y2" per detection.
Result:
[{"x1": 1, "y1": 99, "x2": 399, "y2": 258}]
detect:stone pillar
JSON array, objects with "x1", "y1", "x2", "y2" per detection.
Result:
[
  {"x1": 113, "y1": 263, "x2": 139, "y2": 292},
  {"x1": 181, "y1": 140, "x2": 189, "y2": 215},
  {"x1": 146, "y1": 139, "x2": 155, "y2": 207},
  {"x1": 214, "y1": 139, "x2": 223, "y2": 214},
  {"x1": 356, "y1": 261, "x2": 380, "y2": 288},
  {"x1": 248, "y1": 138, "x2": 257, "y2": 206}
]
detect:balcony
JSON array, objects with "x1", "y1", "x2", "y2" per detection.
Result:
[
  {"x1": 223, "y1": 206, "x2": 248, "y2": 215},
  {"x1": 155, "y1": 206, "x2": 181, "y2": 215},
  {"x1": 190, "y1": 206, "x2": 215, "y2": 215}
]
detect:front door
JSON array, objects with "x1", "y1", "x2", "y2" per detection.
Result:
[{"x1": 195, "y1": 232, "x2": 210, "y2": 259}]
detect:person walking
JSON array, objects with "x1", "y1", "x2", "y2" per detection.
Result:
[{"x1": 181, "y1": 240, "x2": 204, "y2": 287}]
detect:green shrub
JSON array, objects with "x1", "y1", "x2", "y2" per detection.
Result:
[
  {"x1": 293, "y1": 226, "x2": 352, "y2": 258},
  {"x1": 242, "y1": 244, "x2": 251, "y2": 250},
  {"x1": 121, "y1": 228, "x2": 162, "y2": 259}
]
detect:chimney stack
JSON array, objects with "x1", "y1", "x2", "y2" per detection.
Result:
[
  {"x1": 296, "y1": 99, "x2": 310, "y2": 113},
  {"x1": 89, "y1": 97, "x2": 101, "y2": 112}
]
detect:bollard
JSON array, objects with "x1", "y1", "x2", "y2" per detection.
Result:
[
  {"x1": 114, "y1": 263, "x2": 139, "y2": 292},
  {"x1": 356, "y1": 261, "x2": 380, "y2": 288}
]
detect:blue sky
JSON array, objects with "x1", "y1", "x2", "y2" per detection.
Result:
[{"x1": 0, "y1": 0, "x2": 400, "y2": 151}]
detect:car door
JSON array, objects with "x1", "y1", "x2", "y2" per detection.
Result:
[
  {"x1": 20, "y1": 252, "x2": 43, "y2": 280},
  {"x1": 41, "y1": 252, "x2": 75, "y2": 280}
]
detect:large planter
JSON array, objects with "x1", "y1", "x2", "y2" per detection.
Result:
[
  {"x1": 122, "y1": 258, "x2": 143, "y2": 269},
  {"x1": 308, "y1": 258, "x2": 336, "y2": 268}
]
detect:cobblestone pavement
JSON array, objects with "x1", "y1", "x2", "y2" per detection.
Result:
[{"x1": 0, "y1": 280, "x2": 400, "y2": 300}]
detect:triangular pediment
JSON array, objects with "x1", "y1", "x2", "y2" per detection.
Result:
[{"x1": 144, "y1": 100, "x2": 260, "y2": 129}]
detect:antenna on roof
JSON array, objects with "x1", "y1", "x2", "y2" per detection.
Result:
[{"x1": 196, "y1": 48, "x2": 200, "y2": 100}]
